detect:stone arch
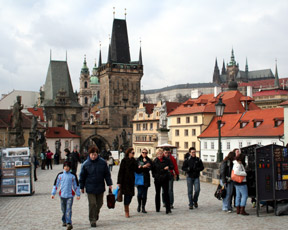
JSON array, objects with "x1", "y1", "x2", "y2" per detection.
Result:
[{"x1": 80, "y1": 134, "x2": 111, "y2": 154}]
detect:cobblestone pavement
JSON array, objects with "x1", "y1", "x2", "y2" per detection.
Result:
[{"x1": 1, "y1": 164, "x2": 288, "y2": 230}]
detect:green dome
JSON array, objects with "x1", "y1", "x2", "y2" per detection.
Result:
[{"x1": 90, "y1": 75, "x2": 99, "y2": 85}]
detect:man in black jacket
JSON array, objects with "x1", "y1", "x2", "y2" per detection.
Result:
[
  {"x1": 79, "y1": 146, "x2": 112, "y2": 228},
  {"x1": 182, "y1": 147, "x2": 204, "y2": 209}
]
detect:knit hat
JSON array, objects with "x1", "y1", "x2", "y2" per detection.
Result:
[{"x1": 63, "y1": 161, "x2": 71, "y2": 169}]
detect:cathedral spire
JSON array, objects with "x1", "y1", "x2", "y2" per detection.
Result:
[
  {"x1": 107, "y1": 44, "x2": 112, "y2": 63},
  {"x1": 221, "y1": 59, "x2": 226, "y2": 75},
  {"x1": 245, "y1": 57, "x2": 249, "y2": 73},
  {"x1": 274, "y1": 59, "x2": 280, "y2": 88},
  {"x1": 213, "y1": 58, "x2": 220, "y2": 84},
  {"x1": 228, "y1": 48, "x2": 237, "y2": 66}
]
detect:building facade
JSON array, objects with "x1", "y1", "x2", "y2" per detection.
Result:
[{"x1": 199, "y1": 108, "x2": 284, "y2": 162}]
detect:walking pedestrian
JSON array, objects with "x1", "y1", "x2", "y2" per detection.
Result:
[
  {"x1": 117, "y1": 147, "x2": 144, "y2": 218},
  {"x1": 40, "y1": 150, "x2": 46, "y2": 170},
  {"x1": 33, "y1": 154, "x2": 39, "y2": 181},
  {"x1": 136, "y1": 148, "x2": 152, "y2": 213},
  {"x1": 79, "y1": 146, "x2": 112, "y2": 227},
  {"x1": 220, "y1": 151, "x2": 235, "y2": 213},
  {"x1": 71, "y1": 147, "x2": 81, "y2": 174},
  {"x1": 182, "y1": 147, "x2": 204, "y2": 210},
  {"x1": 233, "y1": 155, "x2": 249, "y2": 215},
  {"x1": 51, "y1": 161, "x2": 80, "y2": 230},
  {"x1": 162, "y1": 147, "x2": 179, "y2": 209},
  {"x1": 108, "y1": 155, "x2": 114, "y2": 172},
  {"x1": 46, "y1": 150, "x2": 54, "y2": 170},
  {"x1": 152, "y1": 148, "x2": 173, "y2": 214}
]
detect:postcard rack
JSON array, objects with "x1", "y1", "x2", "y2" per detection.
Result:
[{"x1": 0, "y1": 147, "x2": 34, "y2": 196}]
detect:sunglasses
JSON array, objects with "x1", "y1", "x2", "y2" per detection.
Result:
[{"x1": 142, "y1": 152, "x2": 148, "y2": 154}]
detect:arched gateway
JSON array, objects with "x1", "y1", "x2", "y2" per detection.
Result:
[{"x1": 80, "y1": 134, "x2": 111, "y2": 153}]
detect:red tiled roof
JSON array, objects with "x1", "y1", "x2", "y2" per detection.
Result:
[
  {"x1": 253, "y1": 89, "x2": 288, "y2": 97},
  {"x1": 27, "y1": 108, "x2": 45, "y2": 121},
  {"x1": 239, "y1": 78, "x2": 288, "y2": 88},
  {"x1": 280, "y1": 100, "x2": 288, "y2": 106},
  {"x1": 143, "y1": 103, "x2": 156, "y2": 115},
  {"x1": 199, "y1": 108, "x2": 283, "y2": 138},
  {"x1": 46, "y1": 127, "x2": 80, "y2": 138},
  {"x1": 168, "y1": 91, "x2": 260, "y2": 116},
  {"x1": 166, "y1": 102, "x2": 181, "y2": 115}
]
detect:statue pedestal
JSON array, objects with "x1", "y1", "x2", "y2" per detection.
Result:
[
  {"x1": 8, "y1": 130, "x2": 25, "y2": 147},
  {"x1": 157, "y1": 128, "x2": 170, "y2": 146}
]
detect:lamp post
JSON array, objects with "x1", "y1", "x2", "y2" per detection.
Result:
[{"x1": 215, "y1": 97, "x2": 226, "y2": 163}]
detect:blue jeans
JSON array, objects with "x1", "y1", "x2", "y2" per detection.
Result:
[
  {"x1": 162, "y1": 177, "x2": 174, "y2": 205},
  {"x1": 220, "y1": 181, "x2": 234, "y2": 211},
  {"x1": 61, "y1": 197, "x2": 74, "y2": 224},
  {"x1": 187, "y1": 177, "x2": 200, "y2": 207},
  {"x1": 137, "y1": 185, "x2": 148, "y2": 200},
  {"x1": 235, "y1": 184, "x2": 248, "y2": 207}
]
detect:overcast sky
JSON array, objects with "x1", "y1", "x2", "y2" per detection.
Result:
[{"x1": 1, "y1": 0, "x2": 288, "y2": 97}]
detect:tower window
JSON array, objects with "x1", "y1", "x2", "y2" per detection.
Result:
[
  {"x1": 85, "y1": 97, "x2": 88, "y2": 105},
  {"x1": 84, "y1": 81, "x2": 88, "y2": 88},
  {"x1": 123, "y1": 115, "x2": 128, "y2": 127}
]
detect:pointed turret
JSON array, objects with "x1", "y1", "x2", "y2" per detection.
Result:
[
  {"x1": 107, "y1": 44, "x2": 112, "y2": 63},
  {"x1": 139, "y1": 46, "x2": 143, "y2": 65},
  {"x1": 98, "y1": 49, "x2": 102, "y2": 67},
  {"x1": 245, "y1": 57, "x2": 249, "y2": 73},
  {"x1": 221, "y1": 59, "x2": 226, "y2": 75},
  {"x1": 274, "y1": 61, "x2": 280, "y2": 88},
  {"x1": 81, "y1": 55, "x2": 89, "y2": 74},
  {"x1": 213, "y1": 58, "x2": 221, "y2": 84}
]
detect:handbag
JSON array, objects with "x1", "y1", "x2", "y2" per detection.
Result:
[
  {"x1": 117, "y1": 187, "x2": 123, "y2": 202},
  {"x1": 214, "y1": 184, "x2": 226, "y2": 200},
  {"x1": 106, "y1": 188, "x2": 115, "y2": 209},
  {"x1": 135, "y1": 173, "x2": 144, "y2": 186},
  {"x1": 231, "y1": 169, "x2": 245, "y2": 183}
]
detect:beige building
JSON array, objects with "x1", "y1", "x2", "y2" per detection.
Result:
[
  {"x1": 253, "y1": 89, "x2": 288, "y2": 109},
  {"x1": 132, "y1": 101, "x2": 180, "y2": 158}
]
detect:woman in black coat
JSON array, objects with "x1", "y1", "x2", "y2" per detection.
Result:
[
  {"x1": 152, "y1": 148, "x2": 174, "y2": 214},
  {"x1": 117, "y1": 147, "x2": 143, "y2": 218},
  {"x1": 136, "y1": 148, "x2": 152, "y2": 213}
]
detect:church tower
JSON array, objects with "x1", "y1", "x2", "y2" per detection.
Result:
[
  {"x1": 78, "y1": 55, "x2": 92, "y2": 121},
  {"x1": 97, "y1": 18, "x2": 143, "y2": 128},
  {"x1": 212, "y1": 58, "x2": 221, "y2": 84},
  {"x1": 226, "y1": 48, "x2": 239, "y2": 82}
]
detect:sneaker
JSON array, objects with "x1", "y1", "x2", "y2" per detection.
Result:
[
  {"x1": 91, "y1": 222, "x2": 97, "y2": 228},
  {"x1": 62, "y1": 223, "x2": 67, "y2": 227},
  {"x1": 252, "y1": 202, "x2": 256, "y2": 208},
  {"x1": 194, "y1": 202, "x2": 198, "y2": 208},
  {"x1": 189, "y1": 206, "x2": 193, "y2": 210},
  {"x1": 66, "y1": 224, "x2": 73, "y2": 230},
  {"x1": 227, "y1": 210, "x2": 232, "y2": 213}
]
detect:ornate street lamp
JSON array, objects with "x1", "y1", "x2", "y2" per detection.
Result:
[{"x1": 215, "y1": 96, "x2": 226, "y2": 162}]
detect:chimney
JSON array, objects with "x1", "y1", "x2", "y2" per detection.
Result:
[
  {"x1": 214, "y1": 86, "x2": 221, "y2": 97},
  {"x1": 191, "y1": 89, "x2": 201, "y2": 99},
  {"x1": 247, "y1": 86, "x2": 253, "y2": 97}
]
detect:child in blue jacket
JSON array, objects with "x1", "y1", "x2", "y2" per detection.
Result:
[{"x1": 51, "y1": 161, "x2": 80, "y2": 230}]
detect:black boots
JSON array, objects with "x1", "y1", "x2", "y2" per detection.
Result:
[
  {"x1": 137, "y1": 197, "x2": 141, "y2": 212},
  {"x1": 142, "y1": 198, "x2": 147, "y2": 213}
]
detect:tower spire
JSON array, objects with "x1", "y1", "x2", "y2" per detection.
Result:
[
  {"x1": 139, "y1": 39, "x2": 142, "y2": 65},
  {"x1": 107, "y1": 35, "x2": 111, "y2": 63},
  {"x1": 213, "y1": 57, "x2": 220, "y2": 84},
  {"x1": 245, "y1": 57, "x2": 248, "y2": 73},
  {"x1": 228, "y1": 48, "x2": 237, "y2": 66},
  {"x1": 274, "y1": 59, "x2": 280, "y2": 88},
  {"x1": 98, "y1": 42, "x2": 102, "y2": 67},
  {"x1": 221, "y1": 59, "x2": 226, "y2": 75}
]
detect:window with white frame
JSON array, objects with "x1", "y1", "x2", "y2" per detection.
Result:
[
  {"x1": 211, "y1": 142, "x2": 215, "y2": 149},
  {"x1": 227, "y1": 142, "x2": 231, "y2": 150},
  {"x1": 247, "y1": 142, "x2": 251, "y2": 146},
  {"x1": 204, "y1": 142, "x2": 207, "y2": 149}
]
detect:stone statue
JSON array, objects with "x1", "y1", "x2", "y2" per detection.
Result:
[
  {"x1": 12, "y1": 95, "x2": 23, "y2": 130},
  {"x1": 159, "y1": 101, "x2": 167, "y2": 129},
  {"x1": 31, "y1": 116, "x2": 38, "y2": 133},
  {"x1": 113, "y1": 135, "x2": 119, "y2": 151}
]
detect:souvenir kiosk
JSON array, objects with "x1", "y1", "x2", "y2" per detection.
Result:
[
  {"x1": 0, "y1": 147, "x2": 35, "y2": 196},
  {"x1": 255, "y1": 144, "x2": 288, "y2": 216}
]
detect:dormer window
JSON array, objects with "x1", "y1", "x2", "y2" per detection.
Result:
[
  {"x1": 253, "y1": 119, "x2": 263, "y2": 128},
  {"x1": 239, "y1": 120, "x2": 249, "y2": 128},
  {"x1": 274, "y1": 117, "x2": 284, "y2": 127}
]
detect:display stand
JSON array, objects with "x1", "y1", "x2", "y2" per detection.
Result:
[
  {"x1": 0, "y1": 147, "x2": 34, "y2": 196},
  {"x1": 255, "y1": 144, "x2": 288, "y2": 216}
]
